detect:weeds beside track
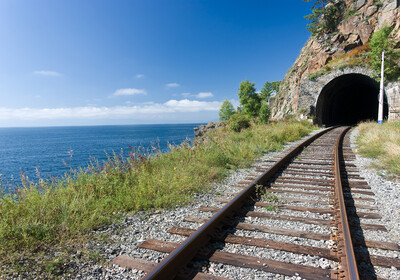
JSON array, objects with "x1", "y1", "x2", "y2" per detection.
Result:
[{"x1": 0, "y1": 120, "x2": 314, "y2": 277}]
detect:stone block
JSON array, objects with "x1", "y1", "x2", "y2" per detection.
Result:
[
  {"x1": 365, "y1": 5, "x2": 378, "y2": 17},
  {"x1": 353, "y1": 0, "x2": 366, "y2": 10}
]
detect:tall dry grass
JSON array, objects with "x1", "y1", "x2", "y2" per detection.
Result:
[{"x1": 357, "y1": 121, "x2": 400, "y2": 178}]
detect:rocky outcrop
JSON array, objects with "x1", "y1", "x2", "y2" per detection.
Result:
[
  {"x1": 193, "y1": 122, "x2": 226, "y2": 138},
  {"x1": 270, "y1": 0, "x2": 400, "y2": 120}
]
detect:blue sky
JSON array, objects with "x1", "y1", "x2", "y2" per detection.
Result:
[{"x1": 0, "y1": 0, "x2": 313, "y2": 127}]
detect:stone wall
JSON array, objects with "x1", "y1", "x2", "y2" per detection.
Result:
[
  {"x1": 296, "y1": 67, "x2": 376, "y2": 114},
  {"x1": 387, "y1": 81, "x2": 400, "y2": 121}
]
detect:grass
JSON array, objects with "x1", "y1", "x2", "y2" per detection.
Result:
[
  {"x1": 356, "y1": 121, "x2": 400, "y2": 179},
  {"x1": 0, "y1": 119, "x2": 315, "y2": 276},
  {"x1": 262, "y1": 192, "x2": 279, "y2": 203},
  {"x1": 261, "y1": 191, "x2": 280, "y2": 212},
  {"x1": 264, "y1": 205, "x2": 280, "y2": 212},
  {"x1": 308, "y1": 45, "x2": 371, "y2": 80}
]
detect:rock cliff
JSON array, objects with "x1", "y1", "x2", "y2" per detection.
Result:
[{"x1": 270, "y1": 0, "x2": 400, "y2": 121}]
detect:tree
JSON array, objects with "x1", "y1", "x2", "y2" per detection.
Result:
[
  {"x1": 303, "y1": 0, "x2": 342, "y2": 36},
  {"x1": 260, "y1": 81, "x2": 281, "y2": 100},
  {"x1": 238, "y1": 80, "x2": 261, "y2": 119},
  {"x1": 219, "y1": 99, "x2": 235, "y2": 121},
  {"x1": 368, "y1": 25, "x2": 400, "y2": 81},
  {"x1": 258, "y1": 101, "x2": 270, "y2": 123},
  {"x1": 257, "y1": 80, "x2": 280, "y2": 123}
]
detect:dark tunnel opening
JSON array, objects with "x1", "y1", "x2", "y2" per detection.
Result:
[{"x1": 315, "y1": 74, "x2": 388, "y2": 126}]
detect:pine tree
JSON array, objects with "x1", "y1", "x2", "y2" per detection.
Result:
[{"x1": 303, "y1": 0, "x2": 342, "y2": 36}]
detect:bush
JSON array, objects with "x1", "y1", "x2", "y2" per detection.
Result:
[{"x1": 228, "y1": 113, "x2": 251, "y2": 132}]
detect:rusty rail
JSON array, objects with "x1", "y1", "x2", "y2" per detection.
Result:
[
  {"x1": 141, "y1": 127, "x2": 335, "y2": 280},
  {"x1": 333, "y1": 126, "x2": 360, "y2": 280}
]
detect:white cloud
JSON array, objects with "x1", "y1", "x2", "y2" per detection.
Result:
[
  {"x1": 33, "y1": 70, "x2": 62, "y2": 77},
  {"x1": 164, "y1": 99, "x2": 221, "y2": 112},
  {"x1": 135, "y1": 74, "x2": 145, "y2": 79},
  {"x1": 166, "y1": 82, "x2": 180, "y2": 88},
  {"x1": 195, "y1": 92, "x2": 213, "y2": 99},
  {"x1": 0, "y1": 99, "x2": 222, "y2": 121},
  {"x1": 181, "y1": 92, "x2": 214, "y2": 99},
  {"x1": 113, "y1": 88, "x2": 147, "y2": 96}
]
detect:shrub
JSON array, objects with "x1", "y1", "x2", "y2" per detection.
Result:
[{"x1": 227, "y1": 113, "x2": 251, "y2": 132}]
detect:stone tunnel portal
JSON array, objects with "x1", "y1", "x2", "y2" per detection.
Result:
[{"x1": 315, "y1": 74, "x2": 388, "y2": 126}]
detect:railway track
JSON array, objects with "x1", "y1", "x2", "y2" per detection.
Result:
[{"x1": 111, "y1": 126, "x2": 400, "y2": 279}]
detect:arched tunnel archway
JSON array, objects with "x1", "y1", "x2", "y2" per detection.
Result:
[{"x1": 315, "y1": 74, "x2": 388, "y2": 126}]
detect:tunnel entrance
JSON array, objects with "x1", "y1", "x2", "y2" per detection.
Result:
[{"x1": 315, "y1": 73, "x2": 388, "y2": 126}]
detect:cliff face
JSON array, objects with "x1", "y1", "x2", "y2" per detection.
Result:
[{"x1": 270, "y1": 0, "x2": 400, "y2": 121}]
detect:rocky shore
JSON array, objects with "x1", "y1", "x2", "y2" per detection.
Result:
[{"x1": 193, "y1": 121, "x2": 226, "y2": 138}]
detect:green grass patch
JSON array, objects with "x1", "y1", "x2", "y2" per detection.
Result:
[
  {"x1": 264, "y1": 205, "x2": 280, "y2": 212},
  {"x1": 357, "y1": 121, "x2": 400, "y2": 179},
  {"x1": 262, "y1": 192, "x2": 279, "y2": 203},
  {"x1": 0, "y1": 120, "x2": 315, "y2": 274}
]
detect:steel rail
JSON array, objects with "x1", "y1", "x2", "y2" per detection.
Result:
[
  {"x1": 334, "y1": 127, "x2": 360, "y2": 279},
  {"x1": 141, "y1": 127, "x2": 335, "y2": 280}
]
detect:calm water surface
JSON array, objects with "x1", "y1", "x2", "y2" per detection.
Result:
[{"x1": 0, "y1": 124, "x2": 203, "y2": 191}]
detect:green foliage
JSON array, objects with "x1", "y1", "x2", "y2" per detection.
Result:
[
  {"x1": 227, "y1": 113, "x2": 250, "y2": 132},
  {"x1": 262, "y1": 192, "x2": 279, "y2": 203},
  {"x1": 238, "y1": 80, "x2": 261, "y2": 119},
  {"x1": 260, "y1": 81, "x2": 281, "y2": 100},
  {"x1": 368, "y1": 25, "x2": 400, "y2": 81},
  {"x1": 258, "y1": 102, "x2": 270, "y2": 124},
  {"x1": 308, "y1": 65, "x2": 332, "y2": 80},
  {"x1": 343, "y1": 9, "x2": 360, "y2": 20},
  {"x1": 264, "y1": 205, "x2": 280, "y2": 212},
  {"x1": 262, "y1": 190, "x2": 280, "y2": 212},
  {"x1": 304, "y1": 0, "x2": 343, "y2": 36},
  {"x1": 219, "y1": 99, "x2": 235, "y2": 121}
]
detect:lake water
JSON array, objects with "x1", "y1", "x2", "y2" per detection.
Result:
[{"x1": 0, "y1": 123, "x2": 203, "y2": 191}]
